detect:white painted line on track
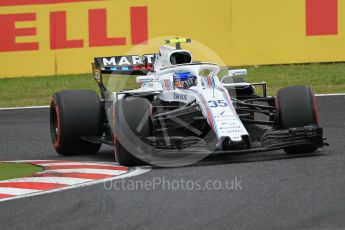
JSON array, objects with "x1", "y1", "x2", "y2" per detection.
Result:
[
  {"x1": 0, "y1": 160, "x2": 151, "y2": 203},
  {"x1": 38, "y1": 168, "x2": 127, "y2": 175},
  {"x1": 0, "y1": 105, "x2": 49, "y2": 111},
  {"x1": 315, "y1": 93, "x2": 345, "y2": 97},
  {"x1": 0, "y1": 177, "x2": 92, "y2": 185},
  {"x1": 3, "y1": 160, "x2": 125, "y2": 166},
  {"x1": 0, "y1": 93, "x2": 344, "y2": 111},
  {"x1": 0, "y1": 166, "x2": 151, "y2": 203},
  {"x1": 37, "y1": 162, "x2": 122, "y2": 167},
  {"x1": 0, "y1": 187, "x2": 41, "y2": 196}
]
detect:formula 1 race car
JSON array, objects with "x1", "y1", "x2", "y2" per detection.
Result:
[{"x1": 50, "y1": 38, "x2": 326, "y2": 166}]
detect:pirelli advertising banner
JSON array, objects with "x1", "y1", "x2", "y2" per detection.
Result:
[{"x1": 0, "y1": 0, "x2": 343, "y2": 77}]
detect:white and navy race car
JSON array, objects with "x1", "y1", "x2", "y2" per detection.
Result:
[{"x1": 50, "y1": 38, "x2": 326, "y2": 166}]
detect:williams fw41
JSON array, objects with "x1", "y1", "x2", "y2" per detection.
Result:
[{"x1": 50, "y1": 38, "x2": 327, "y2": 166}]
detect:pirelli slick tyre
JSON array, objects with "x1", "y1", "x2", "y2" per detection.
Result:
[
  {"x1": 50, "y1": 90, "x2": 102, "y2": 155},
  {"x1": 114, "y1": 97, "x2": 152, "y2": 166},
  {"x1": 277, "y1": 86, "x2": 319, "y2": 154}
]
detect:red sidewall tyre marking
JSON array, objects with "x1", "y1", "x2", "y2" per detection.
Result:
[{"x1": 51, "y1": 96, "x2": 61, "y2": 149}]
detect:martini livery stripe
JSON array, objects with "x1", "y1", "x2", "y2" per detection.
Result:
[
  {"x1": 217, "y1": 86, "x2": 237, "y2": 114},
  {"x1": 163, "y1": 80, "x2": 171, "y2": 91},
  {"x1": 183, "y1": 89, "x2": 219, "y2": 138}
]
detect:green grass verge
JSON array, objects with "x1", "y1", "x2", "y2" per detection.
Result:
[
  {"x1": 0, "y1": 163, "x2": 43, "y2": 181},
  {"x1": 0, "y1": 63, "x2": 344, "y2": 108},
  {"x1": 245, "y1": 63, "x2": 345, "y2": 96},
  {"x1": 0, "y1": 74, "x2": 99, "y2": 108}
]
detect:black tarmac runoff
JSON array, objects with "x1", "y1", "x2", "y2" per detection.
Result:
[{"x1": 0, "y1": 95, "x2": 344, "y2": 230}]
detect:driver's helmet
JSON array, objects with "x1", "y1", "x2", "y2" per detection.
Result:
[{"x1": 173, "y1": 71, "x2": 197, "y2": 89}]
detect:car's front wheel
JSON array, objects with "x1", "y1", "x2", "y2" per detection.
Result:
[
  {"x1": 113, "y1": 97, "x2": 153, "y2": 166},
  {"x1": 276, "y1": 85, "x2": 319, "y2": 154}
]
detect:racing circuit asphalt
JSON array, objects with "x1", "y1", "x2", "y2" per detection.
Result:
[{"x1": 0, "y1": 95, "x2": 344, "y2": 230}]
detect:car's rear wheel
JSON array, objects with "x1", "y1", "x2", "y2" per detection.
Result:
[
  {"x1": 114, "y1": 97, "x2": 153, "y2": 166},
  {"x1": 277, "y1": 86, "x2": 318, "y2": 154},
  {"x1": 50, "y1": 90, "x2": 102, "y2": 155}
]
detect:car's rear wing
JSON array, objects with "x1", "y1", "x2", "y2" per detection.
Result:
[
  {"x1": 92, "y1": 54, "x2": 156, "y2": 75},
  {"x1": 92, "y1": 54, "x2": 157, "y2": 91}
]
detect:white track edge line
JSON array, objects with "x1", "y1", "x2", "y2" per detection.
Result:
[
  {"x1": 0, "y1": 93, "x2": 344, "y2": 111},
  {"x1": 37, "y1": 168, "x2": 127, "y2": 175},
  {"x1": 0, "y1": 105, "x2": 49, "y2": 111},
  {"x1": 0, "y1": 187, "x2": 42, "y2": 196},
  {"x1": 1, "y1": 160, "x2": 123, "y2": 166},
  {"x1": 315, "y1": 93, "x2": 345, "y2": 97},
  {"x1": 0, "y1": 167, "x2": 151, "y2": 203},
  {"x1": 0, "y1": 177, "x2": 93, "y2": 185}
]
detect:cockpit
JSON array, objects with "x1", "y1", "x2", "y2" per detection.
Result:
[{"x1": 173, "y1": 71, "x2": 198, "y2": 89}]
